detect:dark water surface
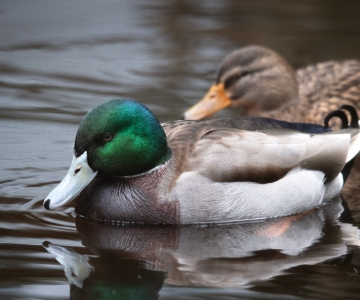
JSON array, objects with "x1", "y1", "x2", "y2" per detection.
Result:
[{"x1": 1, "y1": 1, "x2": 360, "y2": 299}]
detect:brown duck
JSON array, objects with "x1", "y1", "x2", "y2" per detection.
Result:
[{"x1": 183, "y1": 45, "x2": 360, "y2": 208}]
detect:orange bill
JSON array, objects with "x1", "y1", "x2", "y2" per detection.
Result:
[{"x1": 183, "y1": 82, "x2": 232, "y2": 120}]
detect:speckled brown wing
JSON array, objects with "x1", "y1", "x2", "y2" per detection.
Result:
[
  {"x1": 297, "y1": 60, "x2": 360, "y2": 125},
  {"x1": 261, "y1": 60, "x2": 360, "y2": 124}
]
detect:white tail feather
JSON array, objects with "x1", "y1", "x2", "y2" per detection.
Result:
[{"x1": 347, "y1": 131, "x2": 360, "y2": 162}]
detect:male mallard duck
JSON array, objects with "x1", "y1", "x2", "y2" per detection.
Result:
[
  {"x1": 183, "y1": 45, "x2": 360, "y2": 124},
  {"x1": 44, "y1": 99, "x2": 360, "y2": 224}
]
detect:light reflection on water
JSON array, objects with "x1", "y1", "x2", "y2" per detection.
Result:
[
  {"x1": 40, "y1": 198, "x2": 359, "y2": 299},
  {"x1": 1, "y1": 0, "x2": 360, "y2": 299}
]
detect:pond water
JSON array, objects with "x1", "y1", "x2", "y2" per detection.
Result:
[{"x1": 1, "y1": 1, "x2": 360, "y2": 299}]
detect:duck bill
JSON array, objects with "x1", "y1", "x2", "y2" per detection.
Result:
[
  {"x1": 44, "y1": 152, "x2": 97, "y2": 210},
  {"x1": 183, "y1": 82, "x2": 232, "y2": 120}
]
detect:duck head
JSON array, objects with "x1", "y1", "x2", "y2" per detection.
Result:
[
  {"x1": 44, "y1": 99, "x2": 171, "y2": 210},
  {"x1": 183, "y1": 45, "x2": 299, "y2": 120}
]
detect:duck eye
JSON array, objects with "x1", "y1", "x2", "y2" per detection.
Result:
[
  {"x1": 103, "y1": 134, "x2": 113, "y2": 142},
  {"x1": 224, "y1": 73, "x2": 241, "y2": 89},
  {"x1": 224, "y1": 71, "x2": 249, "y2": 89}
]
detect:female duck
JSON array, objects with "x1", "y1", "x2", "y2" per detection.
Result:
[
  {"x1": 182, "y1": 45, "x2": 360, "y2": 209},
  {"x1": 44, "y1": 99, "x2": 360, "y2": 224},
  {"x1": 183, "y1": 45, "x2": 360, "y2": 124}
]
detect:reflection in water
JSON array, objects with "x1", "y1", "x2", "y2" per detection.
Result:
[
  {"x1": 44, "y1": 242, "x2": 166, "y2": 300},
  {"x1": 44, "y1": 197, "x2": 360, "y2": 299},
  {"x1": 2, "y1": 1, "x2": 360, "y2": 299},
  {"x1": 43, "y1": 241, "x2": 93, "y2": 289}
]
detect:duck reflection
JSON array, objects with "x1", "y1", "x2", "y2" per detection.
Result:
[{"x1": 43, "y1": 196, "x2": 360, "y2": 299}]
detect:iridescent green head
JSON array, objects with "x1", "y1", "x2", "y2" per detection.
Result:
[
  {"x1": 44, "y1": 98, "x2": 171, "y2": 210},
  {"x1": 75, "y1": 99, "x2": 171, "y2": 176}
]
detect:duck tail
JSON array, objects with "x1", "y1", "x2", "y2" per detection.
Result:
[
  {"x1": 346, "y1": 131, "x2": 360, "y2": 163},
  {"x1": 324, "y1": 105, "x2": 360, "y2": 181},
  {"x1": 324, "y1": 104, "x2": 360, "y2": 163},
  {"x1": 344, "y1": 105, "x2": 360, "y2": 163}
]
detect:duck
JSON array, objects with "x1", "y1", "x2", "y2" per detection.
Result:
[
  {"x1": 182, "y1": 45, "x2": 360, "y2": 125},
  {"x1": 43, "y1": 99, "x2": 360, "y2": 224},
  {"x1": 182, "y1": 45, "x2": 360, "y2": 209}
]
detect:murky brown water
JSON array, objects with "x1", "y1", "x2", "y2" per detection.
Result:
[{"x1": 1, "y1": 1, "x2": 360, "y2": 299}]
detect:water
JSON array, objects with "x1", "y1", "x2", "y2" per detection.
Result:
[{"x1": 1, "y1": 1, "x2": 360, "y2": 299}]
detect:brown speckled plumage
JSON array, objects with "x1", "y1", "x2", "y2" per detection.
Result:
[{"x1": 294, "y1": 60, "x2": 360, "y2": 124}]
